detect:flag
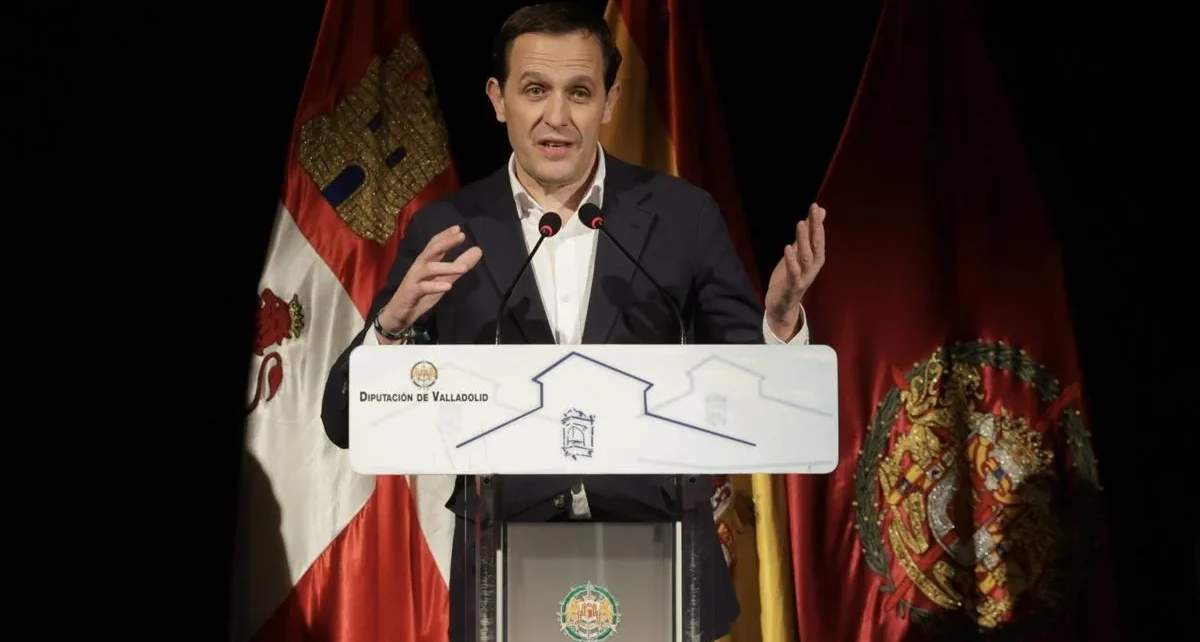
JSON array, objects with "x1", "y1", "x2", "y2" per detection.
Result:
[
  {"x1": 785, "y1": 0, "x2": 1120, "y2": 640},
  {"x1": 600, "y1": 3, "x2": 796, "y2": 641},
  {"x1": 230, "y1": 0, "x2": 459, "y2": 640},
  {"x1": 600, "y1": 0, "x2": 758, "y2": 295}
]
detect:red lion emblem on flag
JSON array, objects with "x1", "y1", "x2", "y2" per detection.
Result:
[{"x1": 247, "y1": 287, "x2": 305, "y2": 414}]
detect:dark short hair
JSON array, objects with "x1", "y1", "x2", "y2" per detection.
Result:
[{"x1": 492, "y1": 2, "x2": 622, "y2": 91}]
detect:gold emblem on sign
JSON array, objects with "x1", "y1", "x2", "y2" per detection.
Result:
[
  {"x1": 298, "y1": 34, "x2": 452, "y2": 244},
  {"x1": 410, "y1": 360, "x2": 438, "y2": 388},
  {"x1": 854, "y1": 341, "x2": 1102, "y2": 639}
]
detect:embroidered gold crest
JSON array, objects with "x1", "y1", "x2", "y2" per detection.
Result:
[
  {"x1": 854, "y1": 341, "x2": 1102, "y2": 639},
  {"x1": 298, "y1": 34, "x2": 452, "y2": 244}
]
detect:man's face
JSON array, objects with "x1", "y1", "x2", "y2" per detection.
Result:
[{"x1": 487, "y1": 31, "x2": 620, "y2": 191}]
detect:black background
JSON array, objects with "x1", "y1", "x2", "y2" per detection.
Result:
[{"x1": 18, "y1": 0, "x2": 1187, "y2": 638}]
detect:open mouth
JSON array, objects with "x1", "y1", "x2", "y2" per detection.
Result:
[{"x1": 539, "y1": 140, "x2": 573, "y2": 151}]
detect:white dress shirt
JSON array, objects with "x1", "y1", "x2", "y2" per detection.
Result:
[
  {"x1": 505, "y1": 148, "x2": 810, "y2": 350},
  {"x1": 512, "y1": 150, "x2": 604, "y2": 346},
  {"x1": 367, "y1": 146, "x2": 811, "y2": 517}
]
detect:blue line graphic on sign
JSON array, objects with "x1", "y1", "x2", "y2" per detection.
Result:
[{"x1": 454, "y1": 351, "x2": 756, "y2": 449}]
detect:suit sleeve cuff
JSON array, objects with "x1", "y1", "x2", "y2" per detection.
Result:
[{"x1": 762, "y1": 304, "x2": 810, "y2": 345}]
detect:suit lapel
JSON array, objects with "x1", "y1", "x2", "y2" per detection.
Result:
[
  {"x1": 581, "y1": 156, "x2": 657, "y2": 344},
  {"x1": 463, "y1": 167, "x2": 554, "y2": 344}
]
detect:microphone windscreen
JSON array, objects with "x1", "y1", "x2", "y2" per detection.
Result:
[
  {"x1": 538, "y1": 211, "x2": 563, "y2": 236},
  {"x1": 578, "y1": 203, "x2": 603, "y2": 229}
]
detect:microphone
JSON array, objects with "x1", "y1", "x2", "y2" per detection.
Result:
[
  {"x1": 579, "y1": 203, "x2": 687, "y2": 345},
  {"x1": 494, "y1": 211, "x2": 563, "y2": 344}
]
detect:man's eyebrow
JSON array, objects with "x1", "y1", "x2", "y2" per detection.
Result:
[{"x1": 516, "y1": 71, "x2": 597, "y2": 87}]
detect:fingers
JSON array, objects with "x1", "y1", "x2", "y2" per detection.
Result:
[
  {"x1": 427, "y1": 245, "x2": 484, "y2": 282},
  {"x1": 784, "y1": 203, "x2": 827, "y2": 291},
  {"x1": 416, "y1": 280, "x2": 453, "y2": 295},
  {"x1": 415, "y1": 227, "x2": 482, "y2": 283},
  {"x1": 795, "y1": 203, "x2": 826, "y2": 270},
  {"x1": 419, "y1": 246, "x2": 484, "y2": 292},
  {"x1": 783, "y1": 244, "x2": 804, "y2": 286},
  {"x1": 418, "y1": 224, "x2": 468, "y2": 262},
  {"x1": 453, "y1": 245, "x2": 484, "y2": 270},
  {"x1": 390, "y1": 225, "x2": 475, "y2": 324},
  {"x1": 421, "y1": 261, "x2": 471, "y2": 278},
  {"x1": 810, "y1": 204, "x2": 826, "y2": 266},
  {"x1": 795, "y1": 218, "x2": 813, "y2": 265}
]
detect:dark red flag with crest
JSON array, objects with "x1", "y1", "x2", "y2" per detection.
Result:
[{"x1": 786, "y1": 0, "x2": 1122, "y2": 639}]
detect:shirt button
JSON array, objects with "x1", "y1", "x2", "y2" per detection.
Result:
[{"x1": 561, "y1": 293, "x2": 574, "y2": 303}]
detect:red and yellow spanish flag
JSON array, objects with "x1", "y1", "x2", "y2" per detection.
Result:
[
  {"x1": 785, "y1": 0, "x2": 1122, "y2": 639},
  {"x1": 600, "y1": 3, "x2": 796, "y2": 642},
  {"x1": 229, "y1": 0, "x2": 459, "y2": 640}
]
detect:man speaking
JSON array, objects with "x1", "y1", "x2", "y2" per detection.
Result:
[{"x1": 320, "y1": 3, "x2": 827, "y2": 640}]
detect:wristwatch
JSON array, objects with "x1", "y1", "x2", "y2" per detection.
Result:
[{"x1": 373, "y1": 313, "x2": 418, "y2": 344}]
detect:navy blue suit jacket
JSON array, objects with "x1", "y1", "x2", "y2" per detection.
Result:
[
  {"x1": 320, "y1": 152, "x2": 765, "y2": 640},
  {"x1": 321, "y1": 152, "x2": 766, "y2": 513}
]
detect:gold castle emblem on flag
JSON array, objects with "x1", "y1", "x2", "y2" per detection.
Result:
[{"x1": 298, "y1": 34, "x2": 452, "y2": 244}]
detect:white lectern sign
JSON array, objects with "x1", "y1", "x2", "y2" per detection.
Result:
[{"x1": 348, "y1": 344, "x2": 839, "y2": 475}]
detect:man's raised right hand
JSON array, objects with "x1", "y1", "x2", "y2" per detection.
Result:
[{"x1": 377, "y1": 225, "x2": 483, "y2": 336}]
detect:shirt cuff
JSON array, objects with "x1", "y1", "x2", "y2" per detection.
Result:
[{"x1": 762, "y1": 304, "x2": 810, "y2": 345}]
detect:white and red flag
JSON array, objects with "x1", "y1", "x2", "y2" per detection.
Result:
[{"x1": 231, "y1": 0, "x2": 459, "y2": 640}]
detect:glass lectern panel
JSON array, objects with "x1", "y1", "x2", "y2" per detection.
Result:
[{"x1": 461, "y1": 475, "x2": 709, "y2": 642}]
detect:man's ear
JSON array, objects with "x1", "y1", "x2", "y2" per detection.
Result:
[
  {"x1": 600, "y1": 82, "x2": 622, "y2": 125},
  {"x1": 486, "y1": 77, "x2": 506, "y2": 123}
]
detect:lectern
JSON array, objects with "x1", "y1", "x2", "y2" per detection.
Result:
[{"x1": 349, "y1": 344, "x2": 838, "y2": 642}]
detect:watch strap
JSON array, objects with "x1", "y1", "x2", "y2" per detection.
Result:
[{"x1": 372, "y1": 313, "x2": 412, "y2": 343}]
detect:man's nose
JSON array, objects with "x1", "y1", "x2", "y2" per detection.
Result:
[{"x1": 543, "y1": 93, "x2": 570, "y2": 127}]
